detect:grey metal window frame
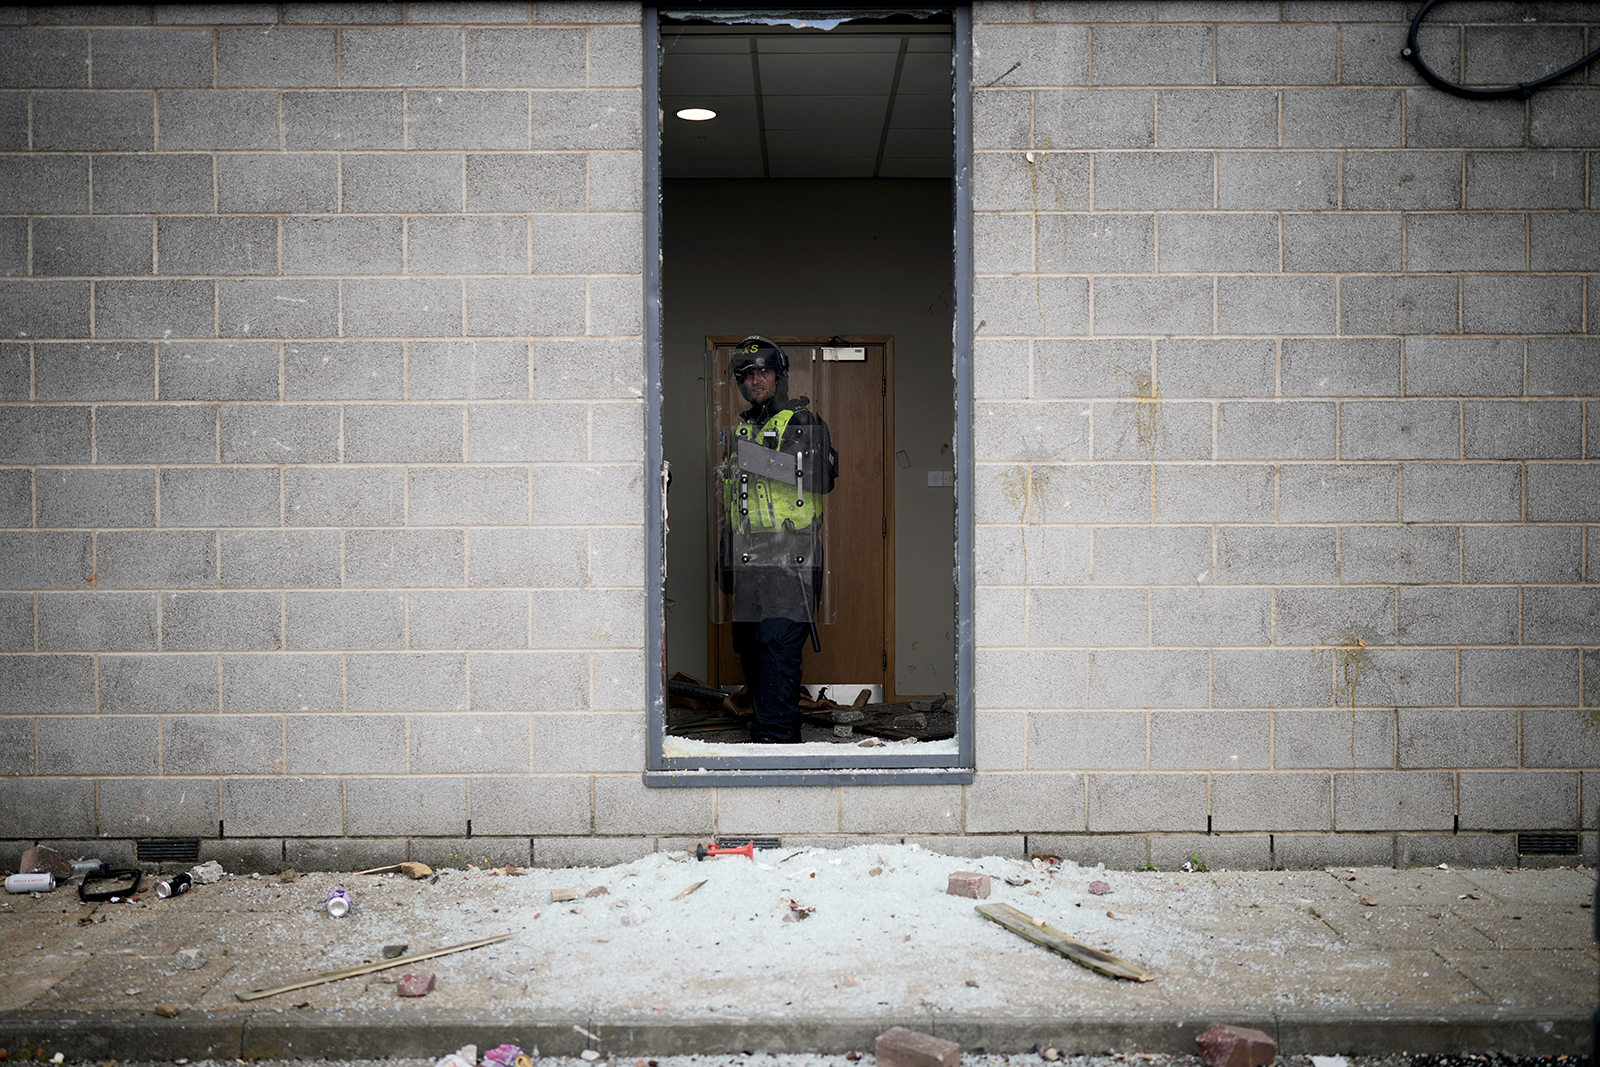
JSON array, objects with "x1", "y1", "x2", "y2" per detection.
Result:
[{"x1": 642, "y1": 4, "x2": 974, "y2": 787}]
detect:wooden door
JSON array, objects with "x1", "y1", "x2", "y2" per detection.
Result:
[{"x1": 708, "y1": 335, "x2": 892, "y2": 692}]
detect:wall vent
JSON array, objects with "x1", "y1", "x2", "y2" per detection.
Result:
[
  {"x1": 1516, "y1": 833, "x2": 1580, "y2": 855},
  {"x1": 136, "y1": 839, "x2": 200, "y2": 863},
  {"x1": 716, "y1": 836, "x2": 781, "y2": 850}
]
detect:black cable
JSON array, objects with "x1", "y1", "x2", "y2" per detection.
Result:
[{"x1": 1402, "y1": 0, "x2": 1600, "y2": 100}]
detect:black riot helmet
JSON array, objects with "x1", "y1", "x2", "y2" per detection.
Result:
[{"x1": 729, "y1": 335, "x2": 790, "y2": 404}]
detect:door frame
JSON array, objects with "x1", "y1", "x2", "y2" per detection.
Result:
[{"x1": 643, "y1": 4, "x2": 974, "y2": 785}]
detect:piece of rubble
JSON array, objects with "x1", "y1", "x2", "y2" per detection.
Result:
[
  {"x1": 946, "y1": 871, "x2": 991, "y2": 899},
  {"x1": 1359, "y1": 894, "x2": 1378, "y2": 907},
  {"x1": 278, "y1": 869, "x2": 300, "y2": 884},
  {"x1": 1195, "y1": 1023, "x2": 1277, "y2": 1067},
  {"x1": 20, "y1": 846, "x2": 74, "y2": 881},
  {"x1": 621, "y1": 905, "x2": 651, "y2": 926},
  {"x1": 1041, "y1": 1048, "x2": 1061, "y2": 1061},
  {"x1": 188, "y1": 860, "x2": 225, "y2": 885},
  {"x1": 780, "y1": 897, "x2": 815, "y2": 922},
  {"x1": 382, "y1": 944, "x2": 409, "y2": 959},
  {"x1": 396, "y1": 971, "x2": 436, "y2": 997},
  {"x1": 1088, "y1": 880, "x2": 1111, "y2": 895},
  {"x1": 174, "y1": 948, "x2": 207, "y2": 970},
  {"x1": 552, "y1": 888, "x2": 580, "y2": 902},
  {"x1": 876, "y1": 1025, "x2": 961, "y2": 1067},
  {"x1": 586, "y1": 886, "x2": 610, "y2": 898},
  {"x1": 893, "y1": 713, "x2": 928, "y2": 729},
  {"x1": 154, "y1": 1004, "x2": 180, "y2": 1018},
  {"x1": 434, "y1": 1045, "x2": 478, "y2": 1067},
  {"x1": 833, "y1": 708, "x2": 866, "y2": 723}
]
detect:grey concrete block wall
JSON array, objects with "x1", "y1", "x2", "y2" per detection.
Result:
[{"x1": 968, "y1": 0, "x2": 1600, "y2": 864}]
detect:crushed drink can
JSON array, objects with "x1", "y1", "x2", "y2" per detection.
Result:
[
  {"x1": 156, "y1": 872, "x2": 192, "y2": 898},
  {"x1": 70, "y1": 859, "x2": 104, "y2": 878},
  {"x1": 326, "y1": 888, "x2": 352, "y2": 917},
  {"x1": 6, "y1": 872, "x2": 56, "y2": 893}
]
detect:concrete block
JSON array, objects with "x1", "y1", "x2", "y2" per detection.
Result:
[
  {"x1": 1277, "y1": 463, "x2": 1396, "y2": 523},
  {"x1": 973, "y1": 23, "x2": 1088, "y2": 87},
  {"x1": 36, "y1": 467, "x2": 154, "y2": 529},
  {"x1": 224, "y1": 776, "x2": 343, "y2": 837},
  {"x1": 291, "y1": 713, "x2": 409, "y2": 771},
  {"x1": 1467, "y1": 400, "x2": 1581, "y2": 460},
  {"x1": 1213, "y1": 772, "x2": 1331, "y2": 832},
  {"x1": 1398, "y1": 586, "x2": 1519, "y2": 645},
  {"x1": 1093, "y1": 398, "x2": 1210, "y2": 461},
  {"x1": 158, "y1": 90, "x2": 280, "y2": 150},
  {"x1": 468, "y1": 528, "x2": 588, "y2": 588},
  {"x1": 1218, "y1": 24, "x2": 1336, "y2": 85},
  {"x1": 282, "y1": 340, "x2": 401, "y2": 400},
  {"x1": 96, "y1": 529, "x2": 215, "y2": 589},
  {"x1": 974, "y1": 275, "x2": 1089, "y2": 337},
  {"x1": 1033, "y1": 212, "x2": 1152, "y2": 274},
  {"x1": 282, "y1": 215, "x2": 403, "y2": 276},
  {"x1": 0, "y1": 279, "x2": 90, "y2": 339},
  {"x1": 1273, "y1": 833, "x2": 1394, "y2": 871},
  {"x1": 91, "y1": 153, "x2": 212, "y2": 214},
  {"x1": 1460, "y1": 647, "x2": 1577, "y2": 708},
  {"x1": 1341, "y1": 150, "x2": 1460, "y2": 211},
  {"x1": 1092, "y1": 152, "x2": 1212, "y2": 211},
  {"x1": 1398, "y1": 708, "x2": 1517, "y2": 770},
  {"x1": 1158, "y1": 213, "x2": 1276, "y2": 274},
  {"x1": 285, "y1": 837, "x2": 405, "y2": 872},
  {"x1": 593, "y1": 774, "x2": 713, "y2": 836},
  {"x1": 220, "y1": 405, "x2": 339, "y2": 465},
  {"x1": 217, "y1": 25, "x2": 334, "y2": 87},
  {"x1": 0, "y1": 654, "x2": 94, "y2": 715},
  {"x1": 0, "y1": 530, "x2": 92, "y2": 590},
  {"x1": 158, "y1": 340, "x2": 278, "y2": 402},
  {"x1": 1355, "y1": 647, "x2": 1457, "y2": 708},
  {"x1": 343, "y1": 278, "x2": 464, "y2": 339},
  {"x1": 38, "y1": 714, "x2": 157, "y2": 775},
  {"x1": 1087, "y1": 772, "x2": 1206, "y2": 833},
  {"x1": 976, "y1": 649, "x2": 1086, "y2": 708},
  {"x1": 587, "y1": 274, "x2": 641, "y2": 338},
  {"x1": 532, "y1": 340, "x2": 642, "y2": 402},
  {"x1": 222, "y1": 652, "x2": 343, "y2": 713},
  {"x1": 1401, "y1": 462, "x2": 1521, "y2": 522},
  {"x1": 344, "y1": 528, "x2": 464, "y2": 588},
  {"x1": 343, "y1": 403, "x2": 463, "y2": 463},
  {"x1": 1153, "y1": 464, "x2": 1275, "y2": 523},
  {"x1": 1464, "y1": 23, "x2": 1586, "y2": 87},
  {"x1": 347, "y1": 776, "x2": 467, "y2": 836},
  {"x1": 533, "y1": 88, "x2": 641, "y2": 151},
  {"x1": 527, "y1": 464, "x2": 644, "y2": 525},
  {"x1": 588, "y1": 24, "x2": 641, "y2": 88},
  {"x1": 1219, "y1": 151, "x2": 1338, "y2": 210},
  {"x1": 1151, "y1": 709, "x2": 1271, "y2": 770},
  {"x1": 93, "y1": 279, "x2": 212, "y2": 340},
  {"x1": 1273, "y1": 708, "x2": 1395, "y2": 770},
  {"x1": 408, "y1": 215, "x2": 526, "y2": 276},
  {"x1": 407, "y1": 89, "x2": 527, "y2": 151},
  {"x1": 471, "y1": 650, "x2": 588, "y2": 711},
  {"x1": 973, "y1": 150, "x2": 1088, "y2": 214},
  {"x1": 1217, "y1": 526, "x2": 1335, "y2": 586},
  {"x1": 1087, "y1": 648, "x2": 1209, "y2": 708},
  {"x1": 218, "y1": 279, "x2": 340, "y2": 339},
  {"x1": 1155, "y1": 87, "x2": 1276, "y2": 149},
  {"x1": 469, "y1": 775, "x2": 590, "y2": 836},
  {"x1": 341, "y1": 26, "x2": 462, "y2": 88},
  {"x1": 1407, "y1": 212, "x2": 1526, "y2": 273},
  {"x1": 1464, "y1": 274, "x2": 1584, "y2": 336},
  {"x1": 0, "y1": 408, "x2": 91, "y2": 465},
  {"x1": 410, "y1": 590, "x2": 528, "y2": 650},
  {"x1": 409, "y1": 466, "x2": 528, "y2": 526},
  {"x1": 1283, "y1": 88, "x2": 1402, "y2": 148},
  {"x1": 409, "y1": 340, "x2": 528, "y2": 400},
  {"x1": 158, "y1": 467, "x2": 279, "y2": 528},
  {"x1": 1467, "y1": 525, "x2": 1582, "y2": 584},
  {"x1": 1, "y1": 155, "x2": 89, "y2": 215},
  {"x1": 464, "y1": 26, "x2": 584, "y2": 87},
  {"x1": 977, "y1": 401, "x2": 1090, "y2": 463},
  {"x1": 163, "y1": 715, "x2": 282, "y2": 775},
  {"x1": 1404, "y1": 336, "x2": 1522, "y2": 398},
  {"x1": 284, "y1": 591, "x2": 404, "y2": 650},
  {"x1": 0, "y1": 778, "x2": 96, "y2": 838},
  {"x1": 0, "y1": 716, "x2": 32, "y2": 772},
  {"x1": 341, "y1": 151, "x2": 464, "y2": 213},
  {"x1": 1529, "y1": 86, "x2": 1600, "y2": 149},
  {"x1": 977, "y1": 525, "x2": 1091, "y2": 587},
  {"x1": 589, "y1": 526, "x2": 643, "y2": 589},
  {"x1": 1026, "y1": 710, "x2": 1146, "y2": 771},
  {"x1": 1522, "y1": 586, "x2": 1600, "y2": 645},
  {"x1": 1213, "y1": 649, "x2": 1327, "y2": 709},
  {"x1": 1025, "y1": 832, "x2": 1147, "y2": 871},
  {"x1": 1406, "y1": 89, "x2": 1526, "y2": 148},
  {"x1": 161, "y1": 591, "x2": 281, "y2": 651},
  {"x1": 0, "y1": 28, "x2": 87, "y2": 88},
  {"x1": 839, "y1": 784, "x2": 963, "y2": 835},
  {"x1": 1218, "y1": 275, "x2": 1336, "y2": 335},
  {"x1": 529, "y1": 836, "x2": 651, "y2": 870},
  {"x1": 529, "y1": 589, "x2": 643, "y2": 649},
  {"x1": 1530, "y1": 212, "x2": 1600, "y2": 272},
  {"x1": 97, "y1": 777, "x2": 222, "y2": 831},
  {"x1": 282, "y1": 89, "x2": 403, "y2": 149},
  {"x1": 217, "y1": 153, "x2": 337, "y2": 213},
  {"x1": 349, "y1": 654, "x2": 468, "y2": 714},
  {"x1": 0, "y1": 469, "x2": 26, "y2": 530},
  {"x1": 285, "y1": 467, "x2": 404, "y2": 527},
  {"x1": 1027, "y1": 587, "x2": 1147, "y2": 648},
  {"x1": 1333, "y1": 771, "x2": 1454, "y2": 831},
  {"x1": 97, "y1": 652, "x2": 218, "y2": 717},
  {"x1": 92, "y1": 27, "x2": 214, "y2": 88},
  {"x1": 592, "y1": 649, "x2": 642, "y2": 712},
  {"x1": 1526, "y1": 463, "x2": 1600, "y2": 521},
  {"x1": 1467, "y1": 150, "x2": 1584, "y2": 210},
  {"x1": 1397, "y1": 833, "x2": 1517, "y2": 869},
  {"x1": 1339, "y1": 525, "x2": 1459, "y2": 585},
  {"x1": 977, "y1": 585, "x2": 1025, "y2": 648},
  {"x1": 0, "y1": 592, "x2": 31, "y2": 652},
  {"x1": 0, "y1": 344, "x2": 24, "y2": 403},
  {"x1": 1340, "y1": 401, "x2": 1460, "y2": 460},
  {"x1": 32, "y1": 89, "x2": 152, "y2": 150},
  {"x1": 0, "y1": 215, "x2": 21, "y2": 275},
  {"x1": 220, "y1": 529, "x2": 341, "y2": 589},
  {"x1": 1340, "y1": 274, "x2": 1460, "y2": 336},
  {"x1": 1522, "y1": 708, "x2": 1600, "y2": 768},
  {"x1": 1459, "y1": 770, "x2": 1579, "y2": 831},
  {"x1": 1095, "y1": 276, "x2": 1212, "y2": 336},
  {"x1": 157, "y1": 216, "x2": 276, "y2": 279},
  {"x1": 1031, "y1": 89, "x2": 1154, "y2": 150},
  {"x1": 38, "y1": 591, "x2": 156, "y2": 651},
  {"x1": 532, "y1": 711, "x2": 644, "y2": 773},
  {"x1": 1338, "y1": 18, "x2": 1447, "y2": 85},
  {"x1": 1283, "y1": 213, "x2": 1402, "y2": 274},
  {"x1": 1218, "y1": 401, "x2": 1335, "y2": 461},
  {"x1": 528, "y1": 213, "x2": 641, "y2": 274},
  {"x1": 1093, "y1": 24, "x2": 1212, "y2": 85},
  {"x1": 154, "y1": 6, "x2": 280, "y2": 25},
  {"x1": 466, "y1": 151, "x2": 586, "y2": 211},
  {"x1": 464, "y1": 277, "x2": 588, "y2": 337},
  {"x1": 1275, "y1": 586, "x2": 1395, "y2": 648},
  {"x1": 1091, "y1": 524, "x2": 1209, "y2": 586},
  {"x1": 35, "y1": 216, "x2": 153, "y2": 277},
  {"x1": 1152, "y1": 588, "x2": 1271, "y2": 647},
  {"x1": 1156, "y1": 338, "x2": 1274, "y2": 399}
]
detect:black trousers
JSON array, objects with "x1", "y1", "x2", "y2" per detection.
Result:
[{"x1": 732, "y1": 618, "x2": 808, "y2": 743}]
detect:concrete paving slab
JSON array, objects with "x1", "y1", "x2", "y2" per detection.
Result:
[
  {"x1": 1439, "y1": 947, "x2": 1600, "y2": 1004},
  {"x1": 1305, "y1": 949, "x2": 1492, "y2": 1004},
  {"x1": 1311, "y1": 903, "x2": 1498, "y2": 950}
]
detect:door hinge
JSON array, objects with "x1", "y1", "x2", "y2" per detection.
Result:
[
  {"x1": 882, "y1": 650, "x2": 888, "y2": 672},
  {"x1": 882, "y1": 516, "x2": 887, "y2": 538},
  {"x1": 881, "y1": 376, "x2": 886, "y2": 396}
]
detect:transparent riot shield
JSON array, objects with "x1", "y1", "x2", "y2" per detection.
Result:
[{"x1": 708, "y1": 340, "x2": 836, "y2": 630}]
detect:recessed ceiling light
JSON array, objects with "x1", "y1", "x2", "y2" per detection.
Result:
[{"x1": 676, "y1": 108, "x2": 717, "y2": 121}]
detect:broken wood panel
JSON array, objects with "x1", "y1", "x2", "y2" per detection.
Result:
[{"x1": 975, "y1": 902, "x2": 1151, "y2": 982}]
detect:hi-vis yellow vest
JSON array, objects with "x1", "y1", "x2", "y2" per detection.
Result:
[{"x1": 723, "y1": 406, "x2": 824, "y2": 533}]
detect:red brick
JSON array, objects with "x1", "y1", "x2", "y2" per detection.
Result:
[
  {"x1": 396, "y1": 971, "x2": 436, "y2": 997},
  {"x1": 1196, "y1": 1024, "x2": 1276, "y2": 1067},
  {"x1": 946, "y1": 871, "x2": 991, "y2": 899},
  {"x1": 876, "y1": 1026, "x2": 961, "y2": 1067}
]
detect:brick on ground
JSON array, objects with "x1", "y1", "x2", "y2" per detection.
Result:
[
  {"x1": 1196, "y1": 1024, "x2": 1277, "y2": 1067},
  {"x1": 876, "y1": 1026, "x2": 961, "y2": 1067},
  {"x1": 946, "y1": 870, "x2": 991, "y2": 898}
]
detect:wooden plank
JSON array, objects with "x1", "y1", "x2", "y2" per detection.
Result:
[
  {"x1": 234, "y1": 932, "x2": 515, "y2": 1002},
  {"x1": 975, "y1": 902, "x2": 1151, "y2": 982}
]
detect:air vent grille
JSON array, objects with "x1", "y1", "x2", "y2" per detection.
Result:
[
  {"x1": 1516, "y1": 833, "x2": 1580, "y2": 855},
  {"x1": 716, "y1": 836, "x2": 781, "y2": 850},
  {"x1": 136, "y1": 839, "x2": 200, "y2": 863}
]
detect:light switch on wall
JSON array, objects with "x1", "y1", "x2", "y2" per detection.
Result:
[{"x1": 926, "y1": 471, "x2": 954, "y2": 487}]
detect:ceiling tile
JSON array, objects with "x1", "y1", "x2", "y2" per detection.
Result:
[
  {"x1": 876, "y1": 157, "x2": 953, "y2": 178},
  {"x1": 757, "y1": 34, "x2": 903, "y2": 54},
  {"x1": 664, "y1": 158, "x2": 766, "y2": 178},
  {"x1": 767, "y1": 157, "x2": 877, "y2": 178},
  {"x1": 765, "y1": 128, "x2": 882, "y2": 157},
  {"x1": 762, "y1": 95, "x2": 888, "y2": 130},
  {"x1": 887, "y1": 95, "x2": 952, "y2": 129},
  {"x1": 662, "y1": 129, "x2": 764, "y2": 158},
  {"x1": 660, "y1": 34, "x2": 752, "y2": 54},
  {"x1": 758, "y1": 52, "x2": 898, "y2": 96},
  {"x1": 883, "y1": 129, "x2": 953, "y2": 158},
  {"x1": 907, "y1": 33, "x2": 955, "y2": 52},
  {"x1": 662, "y1": 95, "x2": 760, "y2": 128},
  {"x1": 661, "y1": 52, "x2": 754, "y2": 96},
  {"x1": 896, "y1": 52, "x2": 953, "y2": 94}
]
